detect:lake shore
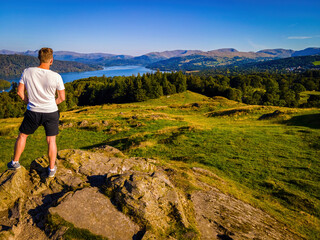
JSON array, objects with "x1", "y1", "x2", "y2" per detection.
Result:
[{"x1": 4, "y1": 65, "x2": 155, "y2": 92}]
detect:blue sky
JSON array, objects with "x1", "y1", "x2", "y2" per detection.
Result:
[{"x1": 0, "y1": 0, "x2": 319, "y2": 55}]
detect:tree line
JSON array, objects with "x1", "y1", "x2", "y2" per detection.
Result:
[
  {"x1": 0, "y1": 70, "x2": 320, "y2": 119},
  {"x1": 0, "y1": 79, "x2": 11, "y2": 90}
]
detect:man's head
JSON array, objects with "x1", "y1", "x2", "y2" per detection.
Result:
[{"x1": 38, "y1": 48, "x2": 53, "y2": 64}]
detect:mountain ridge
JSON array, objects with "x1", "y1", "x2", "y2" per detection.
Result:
[
  {"x1": 1, "y1": 47, "x2": 320, "y2": 72},
  {"x1": 2, "y1": 47, "x2": 319, "y2": 62},
  {"x1": 0, "y1": 54, "x2": 102, "y2": 78}
]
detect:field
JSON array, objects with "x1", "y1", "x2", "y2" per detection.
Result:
[
  {"x1": 300, "y1": 90, "x2": 320, "y2": 104},
  {"x1": 313, "y1": 61, "x2": 320, "y2": 66},
  {"x1": 0, "y1": 90, "x2": 319, "y2": 239}
]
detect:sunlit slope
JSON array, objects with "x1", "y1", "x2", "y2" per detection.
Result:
[{"x1": 0, "y1": 90, "x2": 319, "y2": 239}]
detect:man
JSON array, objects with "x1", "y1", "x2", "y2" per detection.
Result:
[{"x1": 7, "y1": 48, "x2": 65, "y2": 178}]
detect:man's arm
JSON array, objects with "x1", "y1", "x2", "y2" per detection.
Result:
[
  {"x1": 56, "y1": 89, "x2": 65, "y2": 105},
  {"x1": 17, "y1": 83, "x2": 28, "y2": 104}
]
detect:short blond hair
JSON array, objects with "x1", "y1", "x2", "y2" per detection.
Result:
[{"x1": 38, "y1": 48, "x2": 53, "y2": 63}]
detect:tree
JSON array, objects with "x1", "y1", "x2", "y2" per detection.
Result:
[
  {"x1": 175, "y1": 72, "x2": 187, "y2": 93},
  {"x1": 292, "y1": 83, "x2": 306, "y2": 93},
  {"x1": 282, "y1": 89, "x2": 298, "y2": 107},
  {"x1": 305, "y1": 95, "x2": 320, "y2": 107},
  {"x1": 0, "y1": 79, "x2": 11, "y2": 90},
  {"x1": 134, "y1": 74, "x2": 147, "y2": 101},
  {"x1": 162, "y1": 75, "x2": 176, "y2": 95},
  {"x1": 225, "y1": 88, "x2": 242, "y2": 102}
]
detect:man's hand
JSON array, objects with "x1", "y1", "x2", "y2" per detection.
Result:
[
  {"x1": 56, "y1": 89, "x2": 65, "y2": 105},
  {"x1": 17, "y1": 83, "x2": 28, "y2": 104}
]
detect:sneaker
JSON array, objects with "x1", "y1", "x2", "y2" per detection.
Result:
[
  {"x1": 7, "y1": 160, "x2": 21, "y2": 170},
  {"x1": 48, "y1": 165, "x2": 57, "y2": 178}
]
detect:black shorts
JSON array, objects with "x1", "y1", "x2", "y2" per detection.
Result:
[{"x1": 19, "y1": 110, "x2": 60, "y2": 136}]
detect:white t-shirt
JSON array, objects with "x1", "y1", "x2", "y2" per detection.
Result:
[{"x1": 19, "y1": 67, "x2": 65, "y2": 113}]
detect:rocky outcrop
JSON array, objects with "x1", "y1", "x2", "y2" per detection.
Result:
[
  {"x1": 49, "y1": 187, "x2": 140, "y2": 240},
  {"x1": 0, "y1": 167, "x2": 29, "y2": 211},
  {"x1": 105, "y1": 170, "x2": 190, "y2": 237},
  {"x1": 0, "y1": 145, "x2": 303, "y2": 240},
  {"x1": 192, "y1": 189, "x2": 300, "y2": 240}
]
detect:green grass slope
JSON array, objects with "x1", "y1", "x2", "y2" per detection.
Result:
[{"x1": 0, "y1": 90, "x2": 319, "y2": 239}]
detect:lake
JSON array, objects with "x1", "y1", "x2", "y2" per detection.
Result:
[
  {"x1": 60, "y1": 65, "x2": 155, "y2": 84},
  {"x1": 3, "y1": 65, "x2": 155, "y2": 92}
]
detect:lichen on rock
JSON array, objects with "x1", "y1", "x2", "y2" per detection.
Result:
[
  {"x1": 0, "y1": 167, "x2": 29, "y2": 212},
  {"x1": 104, "y1": 169, "x2": 191, "y2": 236},
  {"x1": 0, "y1": 145, "x2": 304, "y2": 240}
]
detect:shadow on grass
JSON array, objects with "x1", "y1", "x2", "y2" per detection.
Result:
[
  {"x1": 285, "y1": 113, "x2": 320, "y2": 129},
  {"x1": 80, "y1": 142, "x2": 108, "y2": 150},
  {"x1": 81, "y1": 137, "x2": 143, "y2": 152}
]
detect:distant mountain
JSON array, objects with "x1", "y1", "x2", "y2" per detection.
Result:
[
  {"x1": 1, "y1": 47, "x2": 320, "y2": 71},
  {"x1": 197, "y1": 55, "x2": 320, "y2": 75},
  {"x1": 0, "y1": 49, "x2": 202, "y2": 66},
  {"x1": 146, "y1": 47, "x2": 320, "y2": 71},
  {"x1": 202, "y1": 48, "x2": 270, "y2": 58},
  {"x1": 0, "y1": 50, "x2": 18, "y2": 55},
  {"x1": 146, "y1": 54, "x2": 275, "y2": 71},
  {"x1": 0, "y1": 54, "x2": 102, "y2": 78},
  {"x1": 144, "y1": 50, "x2": 203, "y2": 59},
  {"x1": 0, "y1": 49, "x2": 120, "y2": 62},
  {"x1": 292, "y1": 47, "x2": 320, "y2": 57},
  {"x1": 256, "y1": 49, "x2": 294, "y2": 58},
  {"x1": 84, "y1": 50, "x2": 206, "y2": 66},
  {"x1": 229, "y1": 55, "x2": 320, "y2": 71}
]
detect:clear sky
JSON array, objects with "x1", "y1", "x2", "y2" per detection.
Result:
[{"x1": 0, "y1": 0, "x2": 319, "y2": 56}]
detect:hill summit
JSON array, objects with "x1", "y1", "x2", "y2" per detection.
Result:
[{"x1": 0, "y1": 146, "x2": 302, "y2": 239}]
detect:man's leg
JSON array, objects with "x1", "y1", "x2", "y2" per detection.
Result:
[
  {"x1": 47, "y1": 135, "x2": 57, "y2": 169},
  {"x1": 13, "y1": 132, "x2": 28, "y2": 162}
]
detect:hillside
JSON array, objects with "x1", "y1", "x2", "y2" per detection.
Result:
[
  {"x1": 0, "y1": 54, "x2": 103, "y2": 78},
  {"x1": 196, "y1": 55, "x2": 320, "y2": 75},
  {"x1": 147, "y1": 49, "x2": 320, "y2": 72},
  {"x1": 257, "y1": 48, "x2": 295, "y2": 58},
  {"x1": 0, "y1": 91, "x2": 319, "y2": 239},
  {"x1": 146, "y1": 54, "x2": 274, "y2": 71},
  {"x1": 292, "y1": 47, "x2": 320, "y2": 57}
]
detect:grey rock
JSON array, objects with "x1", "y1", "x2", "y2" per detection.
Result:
[
  {"x1": 105, "y1": 169, "x2": 190, "y2": 236},
  {"x1": 192, "y1": 189, "x2": 303, "y2": 240},
  {"x1": 49, "y1": 187, "x2": 140, "y2": 240},
  {"x1": 0, "y1": 167, "x2": 29, "y2": 211},
  {"x1": 79, "y1": 120, "x2": 89, "y2": 127}
]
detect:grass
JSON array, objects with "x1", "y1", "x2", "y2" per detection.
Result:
[
  {"x1": 313, "y1": 61, "x2": 320, "y2": 66},
  {"x1": 0, "y1": 90, "x2": 319, "y2": 239},
  {"x1": 300, "y1": 90, "x2": 320, "y2": 104}
]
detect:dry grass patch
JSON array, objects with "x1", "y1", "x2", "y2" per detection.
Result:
[{"x1": 131, "y1": 140, "x2": 157, "y2": 149}]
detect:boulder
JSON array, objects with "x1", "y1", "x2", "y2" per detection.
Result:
[
  {"x1": 57, "y1": 149, "x2": 156, "y2": 177},
  {"x1": 105, "y1": 169, "x2": 190, "y2": 236},
  {"x1": 49, "y1": 187, "x2": 140, "y2": 240},
  {"x1": 29, "y1": 155, "x2": 84, "y2": 194},
  {"x1": 0, "y1": 167, "x2": 28, "y2": 211},
  {"x1": 90, "y1": 144, "x2": 125, "y2": 158},
  {"x1": 192, "y1": 189, "x2": 303, "y2": 240},
  {"x1": 78, "y1": 120, "x2": 89, "y2": 127}
]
